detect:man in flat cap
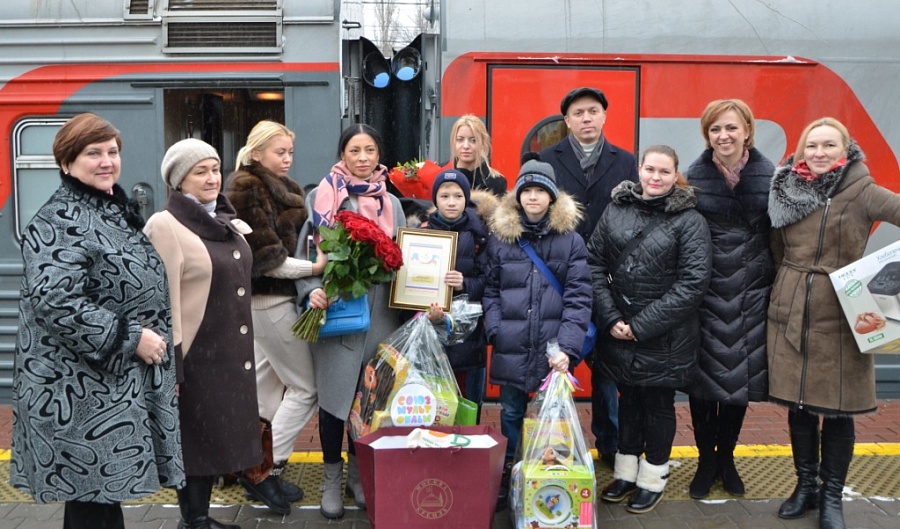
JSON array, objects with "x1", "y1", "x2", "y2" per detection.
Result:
[{"x1": 539, "y1": 86, "x2": 638, "y2": 470}]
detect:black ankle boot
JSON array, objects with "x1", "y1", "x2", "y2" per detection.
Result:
[
  {"x1": 778, "y1": 409, "x2": 820, "y2": 519},
  {"x1": 819, "y1": 430, "x2": 854, "y2": 529},
  {"x1": 177, "y1": 476, "x2": 240, "y2": 529},
  {"x1": 243, "y1": 461, "x2": 302, "y2": 503},
  {"x1": 717, "y1": 452, "x2": 745, "y2": 496},
  {"x1": 238, "y1": 475, "x2": 291, "y2": 516},
  {"x1": 689, "y1": 456, "x2": 718, "y2": 499}
]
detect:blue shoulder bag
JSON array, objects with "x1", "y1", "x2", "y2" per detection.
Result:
[{"x1": 518, "y1": 239, "x2": 597, "y2": 365}]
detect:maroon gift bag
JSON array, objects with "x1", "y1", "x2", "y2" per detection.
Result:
[{"x1": 354, "y1": 425, "x2": 507, "y2": 529}]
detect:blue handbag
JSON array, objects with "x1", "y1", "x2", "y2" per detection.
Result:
[{"x1": 309, "y1": 293, "x2": 371, "y2": 339}]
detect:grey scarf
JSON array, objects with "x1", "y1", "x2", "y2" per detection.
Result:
[
  {"x1": 568, "y1": 133, "x2": 605, "y2": 179},
  {"x1": 184, "y1": 193, "x2": 218, "y2": 217}
]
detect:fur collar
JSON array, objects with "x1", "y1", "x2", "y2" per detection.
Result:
[
  {"x1": 769, "y1": 142, "x2": 864, "y2": 228},
  {"x1": 489, "y1": 191, "x2": 583, "y2": 244},
  {"x1": 60, "y1": 171, "x2": 146, "y2": 228},
  {"x1": 406, "y1": 188, "x2": 500, "y2": 228},
  {"x1": 610, "y1": 180, "x2": 698, "y2": 213},
  {"x1": 237, "y1": 161, "x2": 306, "y2": 209}
]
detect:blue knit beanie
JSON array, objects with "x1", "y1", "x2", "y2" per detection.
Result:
[{"x1": 432, "y1": 169, "x2": 472, "y2": 205}]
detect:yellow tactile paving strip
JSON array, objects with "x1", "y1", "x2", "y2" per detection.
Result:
[{"x1": 1, "y1": 446, "x2": 898, "y2": 504}]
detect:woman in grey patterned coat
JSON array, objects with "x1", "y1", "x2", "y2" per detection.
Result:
[{"x1": 10, "y1": 113, "x2": 184, "y2": 529}]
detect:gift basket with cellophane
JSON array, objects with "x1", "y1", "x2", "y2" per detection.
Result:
[
  {"x1": 348, "y1": 296, "x2": 483, "y2": 440},
  {"x1": 510, "y1": 340, "x2": 598, "y2": 529}
]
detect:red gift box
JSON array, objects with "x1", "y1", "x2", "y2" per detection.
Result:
[{"x1": 354, "y1": 425, "x2": 507, "y2": 529}]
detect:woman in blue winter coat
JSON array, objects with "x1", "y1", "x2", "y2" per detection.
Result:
[
  {"x1": 590, "y1": 145, "x2": 711, "y2": 514},
  {"x1": 483, "y1": 153, "x2": 592, "y2": 507}
]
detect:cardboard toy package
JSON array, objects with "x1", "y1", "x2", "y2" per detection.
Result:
[
  {"x1": 513, "y1": 461, "x2": 596, "y2": 529},
  {"x1": 354, "y1": 425, "x2": 507, "y2": 529},
  {"x1": 511, "y1": 364, "x2": 597, "y2": 529},
  {"x1": 829, "y1": 240, "x2": 900, "y2": 353},
  {"x1": 511, "y1": 418, "x2": 596, "y2": 529}
]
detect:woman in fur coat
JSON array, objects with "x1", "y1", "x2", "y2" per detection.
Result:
[
  {"x1": 767, "y1": 117, "x2": 900, "y2": 529},
  {"x1": 224, "y1": 121, "x2": 326, "y2": 514}
]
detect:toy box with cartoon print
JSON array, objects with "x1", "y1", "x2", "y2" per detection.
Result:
[
  {"x1": 510, "y1": 417, "x2": 596, "y2": 528},
  {"x1": 512, "y1": 461, "x2": 595, "y2": 529},
  {"x1": 829, "y1": 240, "x2": 900, "y2": 354}
]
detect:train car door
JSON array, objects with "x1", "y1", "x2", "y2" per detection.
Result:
[{"x1": 484, "y1": 66, "x2": 640, "y2": 399}]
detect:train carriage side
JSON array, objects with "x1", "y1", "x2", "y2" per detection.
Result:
[{"x1": 0, "y1": 0, "x2": 348, "y2": 402}]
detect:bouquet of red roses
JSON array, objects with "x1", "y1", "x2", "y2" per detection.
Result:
[{"x1": 291, "y1": 210, "x2": 403, "y2": 342}]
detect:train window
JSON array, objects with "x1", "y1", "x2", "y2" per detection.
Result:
[
  {"x1": 521, "y1": 117, "x2": 569, "y2": 157},
  {"x1": 11, "y1": 119, "x2": 66, "y2": 241}
]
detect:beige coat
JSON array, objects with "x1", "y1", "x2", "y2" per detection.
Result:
[{"x1": 767, "y1": 144, "x2": 900, "y2": 415}]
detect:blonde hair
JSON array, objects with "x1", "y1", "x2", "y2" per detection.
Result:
[
  {"x1": 640, "y1": 144, "x2": 689, "y2": 187},
  {"x1": 699, "y1": 99, "x2": 756, "y2": 150},
  {"x1": 792, "y1": 117, "x2": 850, "y2": 163},
  {"x1": 235, "y1": 120, "x2": 296, "y2": 167},
  {"x1": 450, "y1": 114, "x2": 491, "y2": 169}
]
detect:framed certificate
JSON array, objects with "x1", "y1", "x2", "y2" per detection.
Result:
[{"x1": 389, "y1": 227, "x2": 458, "y2": 311}]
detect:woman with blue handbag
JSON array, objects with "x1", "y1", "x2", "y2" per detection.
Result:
[
  {"x1": 294, "y1": 124, "x2": 407, "y2": 519},
  {"x1": 482, "y1": 152, "x2": 592, "y2": 510},
  {"x1": 225, "y1": 121, "x2": 326, "y2": 513}
]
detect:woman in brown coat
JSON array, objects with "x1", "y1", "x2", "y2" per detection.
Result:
[
  {"x1": 767, "y1": 117, "x2": 900, "y2": 529},
  {"x1": 145, "y1": 139, "x2": 262, "y2": 529}
]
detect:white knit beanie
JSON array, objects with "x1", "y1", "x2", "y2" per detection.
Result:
[{"x1": 160, "y1": 138, "x2": 220, "y2": 190}]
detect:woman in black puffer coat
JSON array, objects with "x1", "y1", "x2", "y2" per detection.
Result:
[
  {"x1": 589, "y1": 145, "x2": 711, "y2": 514},
  {"x1": 684, "y1": 99, "x2": 775, "y2": 500}
]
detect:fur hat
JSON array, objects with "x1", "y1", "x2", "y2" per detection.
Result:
[
  {"x1": 160, "y1": 138, "x2": 220, "y2": 190},
  {"x1": 515, "y1": 152, "x2": 558, "y2": 203},
  {"x1": 432, "y1": 168, "x2": 471, "y2": 205}
]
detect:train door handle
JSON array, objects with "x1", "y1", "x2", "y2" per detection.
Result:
[{"x1": 131, "y1": 183, "x2": 155, "y2": 221}]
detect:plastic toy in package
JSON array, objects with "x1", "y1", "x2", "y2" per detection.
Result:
[
  {"x1": 510, "y1": 339, "x2": 598, "y2": 529},
  {"x1": 349, "y1": 312, "x2": 465, "y2": 440}
]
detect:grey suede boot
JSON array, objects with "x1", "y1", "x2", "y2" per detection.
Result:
[
  {"x1": 320, "y1": 462, "x2": 345, "y2": 519},
  {"x1": 345, "y1": 454, "x2": 366, "y2": 509}
]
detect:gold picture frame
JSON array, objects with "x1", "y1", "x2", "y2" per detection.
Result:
[{"x1": 389, "y1": 227, "x2": 458, "y2": 311}]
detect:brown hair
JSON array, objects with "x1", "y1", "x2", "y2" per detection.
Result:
[
  {"x1": 699, "y1": 99, "x2": 756, "y2": 150},
  {"x1": 640, "y1": 144, "x2": 688, "y2": 187},
  {"x1": 792, "y1": 117, "x2": 850, "y2": 163},
  {"x1": 52, "y1": 113, "x2": 121, "y2": 170}
]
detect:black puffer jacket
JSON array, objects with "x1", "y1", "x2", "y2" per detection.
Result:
[
  {"x1": 686, "y1": 148, "x2": 775, "y2": 404},
  {"x1": 587, "y1": 181, "x2": 712, "y2": 388}
]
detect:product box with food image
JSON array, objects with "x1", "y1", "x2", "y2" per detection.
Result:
[{"x1": 829, "y1": 240, "x2": 900, "y2": 354}]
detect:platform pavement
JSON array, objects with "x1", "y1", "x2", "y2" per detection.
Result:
[{"x1": 0, "y1": 400, "x2": 898, "y2": 528}]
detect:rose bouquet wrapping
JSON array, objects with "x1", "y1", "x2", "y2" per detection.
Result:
[
  {"x1": 387, "y1": 159, "x2": 445, "y2": 199},
  {"x1": 291, "y1": 210, "x2": 403, "y2": 342}
]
